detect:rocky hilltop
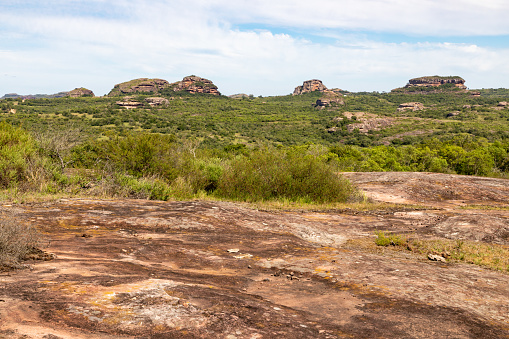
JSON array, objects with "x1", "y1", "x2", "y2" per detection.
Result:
[
  {"x1": 108, "y1": 76, "x2": 220, "y2": 97},
  {"x1": 406, "y1": 76, "x2": 466, "y2": 89},
  {"x1": 293, "y1": 79, "x2": 328, "y2": 95},
  {"x1": 68, "y1": 87, "x2": 95, "y2": 98},
  {"x1": 293, "y1": 79, "x2": 344, "y2": 107},
  {"x1": 108, "y1": 78, "x2": 170, "y2": 96},
  {"x1": 170, "y1": 75, "x2": 220, "y2": 95}
]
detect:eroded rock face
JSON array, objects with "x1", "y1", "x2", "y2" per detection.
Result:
[
  {"x1": 68, "y1": 88, "x2": 95, "y2": 98},
  {"x1": 145, "y1": 97, "x2": 170, "y2": 107},
  {"x1": 293, "y1": 79, "x2": 328, "y2": 95},
  {"x1": 405, "y1": 76, "x2": 467, "y2": 89},
  {"x1": 397, "y1": 102, "x2": 424, "y2": 112},
  {"x1": 109, "y1": 78, "x2": 171, "y2": 96},
  {"x1": 171, "y1": 75, "x2": 220, "y2": 95},
  {"x1": 347, "y1": 118, "x2": 393, "y2": 133},
  {"x1": 116, "y1": 96, "x2": 144, "y2": 109},
  {"x1": 315, "y1": 91, "x2": 344, "y2": 108}
]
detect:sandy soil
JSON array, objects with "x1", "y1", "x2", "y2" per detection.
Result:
[{"x1": 1, "y1": 172, "x2": 508, "y2": 338}]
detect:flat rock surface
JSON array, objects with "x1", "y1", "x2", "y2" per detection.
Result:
[{"x1": 1, "y1": 172, "x2": 509, "y2": 338}]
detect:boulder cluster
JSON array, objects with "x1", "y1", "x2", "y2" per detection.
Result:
[
  {"x1": 293, "y1": 79, "x2": 344, "y2": 108},
  {"x1": 108, "y1": 76, "x2": 220, "y2": 97},
  {"x1": 405, "y1": 76, "x2": 467, "y2": 89}
]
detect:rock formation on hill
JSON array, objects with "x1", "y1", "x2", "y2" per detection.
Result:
[
  {"x1": 397, "y1": 102, "x2": 424, "y2": 112},
  {"x1": 171, "y1": 75, "x2": 220, "y2": 95},
  {"x1": 116, "y1": 96, "x2": 171, "y2": 109},
  {"x1": 1, "y1": 92, "x2": 69, "y2": 100},
  {"x1": 314, "y1": 91, "x2": 344, "y2": 108},
  {"x1": 293, "y1": 79, "x2": 327, "y2": 95},
  {"x1": 293, "y1": 79, "x2": 344, "y2": 107},
  {"x1": 406, "y1": 76, "x2": 467, "y2": 89},
  {"x1": 68, "y1": 88, "x2": 94, "y2": 98},
  {"x1": 108, "y1": 76, "x2": 220, "y2": 96},
  {"x1": 108, "y1": 78, "x2": 170, "y2": 96}
]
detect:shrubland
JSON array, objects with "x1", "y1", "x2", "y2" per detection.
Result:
[{"x1": 0, "y1": 88, "x2": 509, "y2": 203}]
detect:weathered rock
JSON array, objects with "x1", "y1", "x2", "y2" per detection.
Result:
[
  {"x1": 116, "y1": 97, "x2": 144, "y2": 109},
  {"x1": 446, "y1": 111, "x2": 460, "y2": 118},
  {"x1": 397, "y1": 102, "x2": 424, "y2": 112},
  {"x1": 428, "y1": 254, "x2": 446, "y2": 262},
  {"x1": 145, "y1": 97, "x2": 170, "y2": 107},
  {"x1": 109, "y1": 78, "x2": 170, "y2": 96},
  {"x1": 406, "y1": 76, "x2": 466, "y2": 89},
  {"x1": 347, "y1": 119, "x2": 393, "y2": 133},
  {"x1": 68, "y1": 88, "x2": 95, "y2": 98},
  {"x1": 315, "y1": 91, "x2": 344, "y2": 108},
  {"x1": 171, "y1": 75, "x2": 220, "y2": 95},
  {"x1": 293, "y1": 79, "x2": 328, "y2": 95}
]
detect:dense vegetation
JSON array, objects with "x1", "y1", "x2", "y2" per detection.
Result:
[{"x1": 1, "y1": 87, "x2": 509, "y2": 202}]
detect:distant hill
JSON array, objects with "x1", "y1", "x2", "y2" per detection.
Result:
[{"x1": 1, "y1": 92, "x2": 69, "y2": 100}]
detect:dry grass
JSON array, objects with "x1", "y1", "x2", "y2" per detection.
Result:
[
  {"x1": 460, "y1": 204, "x2": 509, "y2": 211},
  {"x1": 0, "y1": 210, "x2": 42, "y2": 269},
  {"x1": 371, "y1": 232, "x2": 509, "y2": 273}
]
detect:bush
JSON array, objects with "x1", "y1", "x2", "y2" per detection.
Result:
[
  {"x1": 375, "y1": 231, "x2": 406, "y2": 247},
  {"x1": 216, "y1": 149, "x2": 357, "y2": 203},
  {"x1": 0, "y1": 211, "x2": 41, "y2": 269},
  {"x1": 0, "y1": 122, "x2": 38, "y2": 188}
]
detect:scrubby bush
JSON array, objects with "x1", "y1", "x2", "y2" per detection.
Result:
[
  {"x1": 216, "y1": 149, "x2": 357, "y2": 203},
  {"x1": 0, "y1": 122, "x2": 38, "y2": 188}
]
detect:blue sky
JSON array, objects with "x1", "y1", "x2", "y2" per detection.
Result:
[{"x1": 1, "y1": 0, "x2": 509, "y2": 96}]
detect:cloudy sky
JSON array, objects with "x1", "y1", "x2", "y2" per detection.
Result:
[{"x1": 1, "y1": 0, "x2": 509, "y2": 96}]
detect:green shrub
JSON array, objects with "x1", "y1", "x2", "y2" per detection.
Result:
[
  {"x1": 375, "y1": 231, "x2": 406, "y2": 247},
  {"x1": 0, "y1": 122, "x2": 38, "y2": 188},
  {"x1": 216, "y1": 149, "x2": 357, "y2": 203}
]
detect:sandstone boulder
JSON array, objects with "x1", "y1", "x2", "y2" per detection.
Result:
[
  {"x1": 405, "y1": 76, "x2": 466, "y2": 89},
  {"x1": 397, "y1": 102, "x2": 424, "y2": 112},
  {"x1": 109, "y1": 78, "x2": 170, "y2": 96},
  {"x1": 293, "y1": 79, "x2": 328, "y2": 95},
  {"x1": 116, "y1": 97, "x2": 144, "y2": 109},
  {"x1": 68, "y1": 88, "x2": 95, "y2": 98},
  {"x1": 145, "y1": 97, "x2": 170, "y2": 107},
  {"x1": 315, "y1": 91, "x2": 344, "y2": 108},
  {"x1": 171, "y1": 75, "x2": 220, "y2": 95}
]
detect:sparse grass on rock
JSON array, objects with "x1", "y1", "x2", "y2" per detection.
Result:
[{"x1": 374, "y1": 232, "x2": 509, "y2": 273}]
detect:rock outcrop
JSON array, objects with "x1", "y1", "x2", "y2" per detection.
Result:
[
  {"x1": 293, "y1": 79, "x2": 344, "y2": 107},
  {"x1": 108, "y1": 78, "x2": 170, "y2": 96},
  {"x1": 145, "y1": 97, "x2": 170, "y2": 107},
  {"x1": 108, "y1": 76, "x2": 220, "y2": 97},
  {"x1": 314, "y1": 91, "x2": 344, "y2": 108},
  {"x1": 116, "y1": 96, "x2": 171, "y2": 109},
  {"x1": 405, "y1": 76, "x2": 467, "y2": 89},
  {"x1": 347, "y1": 118, "x2": 393, "y2": 133},
  {"x1": 68, "y1": 88, "x2": 94, "y2": 98},
  {"x1": 397, "y1": 102, "x2": 424, "y2": 112},
  {"x1": 115, "y1": 97, "x2": 145, "y2": 109},
  {"x1": 170, "y1": 75, "x2": 220, "y2": 95},
  {"x1": 293, "y1": 79, "x2": 327, "y2": 95}
]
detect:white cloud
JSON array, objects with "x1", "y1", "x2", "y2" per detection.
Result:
[{"x1": 1, "y1": 0, "x2": 509, "y2": 96}]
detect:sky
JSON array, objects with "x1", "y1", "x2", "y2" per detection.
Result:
[{"x1": 1, "y1": 0, "x2": 509, "y2": 97}]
